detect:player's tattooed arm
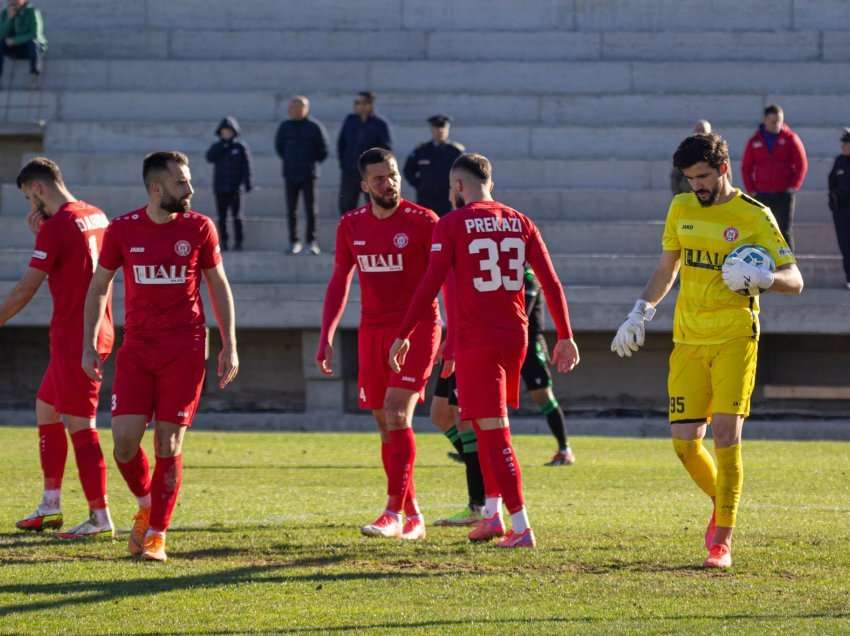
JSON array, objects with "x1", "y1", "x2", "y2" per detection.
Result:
[
  {"x1": 203, "y1": 263, "x2": 239, "y2": 388},
  {"x1": 82, "y1": 265, "x2": 116, "y2": 380}
]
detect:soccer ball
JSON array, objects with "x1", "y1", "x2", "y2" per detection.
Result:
[{"x1": 722, "y1": 244, "x2": 776, "y2": 296}]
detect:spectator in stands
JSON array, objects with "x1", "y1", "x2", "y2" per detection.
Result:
[
  {"x1": 403, "y1": 114, "x2": 465, "y2": 216},
  {"x1": 828, "y1": 128, "x2": 850, "y2": 290},
  {"x1": 206, "y1": 116, "x2": 252, "y2": 251},
  {"x1": 275, "y1": 95, "x2": 329, "y2": 255},
  {"x1": 0, "y1": 0, "x2": 46, "y2": 77},
  {"x1": 337, "y1": 91, "x2": 391, "y2": 214},
  {"x1": 741, "y1": 104, "x2": 808, "y2": 249},
  {"x1": 671, "y1": 120, "x2": 712, "y2": 194}
]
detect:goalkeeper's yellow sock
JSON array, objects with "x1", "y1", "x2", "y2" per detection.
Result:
[
  {"x1": 715, "y1": 444, "x2": 743, "y2": 528},
  {"x1": 672, "y1": 438, "x2": 717, "y2": 498}
]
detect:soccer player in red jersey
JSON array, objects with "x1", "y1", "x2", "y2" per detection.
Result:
[
  {"x1": 390, "y1": 153, "x2": 580, "y2": 548},
  {"x1": 82, "y1": 152, "x2": 239, "y2": 562},
  {"x1": 317, "y1": 148, "x2": 441, "y2": 540},
  {"x1": 0, "y1": 158, "x2": 116, "y2": 538}
]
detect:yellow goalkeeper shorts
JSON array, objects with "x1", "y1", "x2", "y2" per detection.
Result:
[{"x1": 667, "y1": 337, "x2": 758, "y2": 424}]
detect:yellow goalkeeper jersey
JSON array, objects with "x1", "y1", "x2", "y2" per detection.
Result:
[{"x1": 661, "y1": 189, "x2": 796, "y2": 345}]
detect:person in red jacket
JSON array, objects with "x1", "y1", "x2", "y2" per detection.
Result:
[{"x1": 741, "y1": 104, "x2": 808, "y2": 249}]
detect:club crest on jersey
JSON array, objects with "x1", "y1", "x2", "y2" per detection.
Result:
[
  {"x1": 393, "y1": 233, "x2": 409, "y2": 249},
  {"x1": 723, "y1": 227, "x2": 739, "y2": 242},
  {"x1": 133, "y1": 264, "x2": 188, "y2": 285},
  {"x1": 357, "y1": 253, "x2": 403, "y2": 272},
  {"x1": 174, "y1": 240, "x2": 191, "y2": 256}
]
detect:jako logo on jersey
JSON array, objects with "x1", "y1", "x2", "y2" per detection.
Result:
[
  {"x1": 31, "y1": 250, "x2": 47, "y2": 260},
  {"x1": 464, "y1": 217, "x2": 521, "y2": 234},
  {"x1": 133, "y1": 264, "x2": 188, "y2": 284},
  {"x1": 357, "y1": 254, "x2": 403, "y2": 272},
  {"x1": 74, "y1": 213, "x2": 109, "y2": 232},
  {"x1": 393, "y1": 233, "x2": 409, "y2": 249},
  {"x1": 130, "y1": 247, "x2": 145, "y2": 253},
  {"x1": 723, "y1": 227, "x2": 739, "y2": 242},
  {"x1": 353, "y1": 240, "x2": 366, "y2": 246},
  {"x1": 174, "y1": 240, "x2": 191, "y2": 257}
]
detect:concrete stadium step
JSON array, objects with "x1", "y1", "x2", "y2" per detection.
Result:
[
  {"x1": 34, "y1": 0, "x2": 833, "y2": 33},
  {"x1": 47, "y1": 29, "x2": 829, "y2": 63},
  {"x1": 20, "y1": 152, "x2": 838, "y2": 192},
  {"x1": 0, "y1": 184, "x2": 839, "y2": 227},
  {"x1": 4, "y1": 274, "x2": 847, "y2": 334},
  {"x1": 46, "y1": 90, "x2": 850, "y2": 128},
  {"x1": 0, "y1": 215, "x2": 840, "y2": 256},
  {"x1": 41, "y1": 120, "x2": 847, "y2": 160},
  {"x1": 7, "y1": 249, "x2": 836, "y2": 290},
  {"x1": 11, "y1": 60, "x2": 850, "y2": 95}
]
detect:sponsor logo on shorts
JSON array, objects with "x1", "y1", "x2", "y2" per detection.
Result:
[
  {"x1": 723, "y1": 226, "x2": 739, "y2": 242},
  {"x1": 177, "y1": 410, "x2": 189, "y2": 418},
  {"x1": 431, "y1": 243, "x2": 442, "y2": 252},
  {"x1": 402, "y1": 376, "x2": 416, "y2": 382},
  {"x1": 393, "y1": 233, "x2": 409, "y2": 249},
  {"x1": 130, "y1": 246, "x2": 145, "y2": 253},
  {"x1": 174, "y1": 240, "x2": 192, "y2": 257},
  {"x1": 133, "y1": 264, "x2": 188, "y2": 285},
  {"x1": 357, "y1": 253, "x2": 403, "y2": 272},
  {"x1": 31, "y1": 250, "x2": 47, "y2": 260}
]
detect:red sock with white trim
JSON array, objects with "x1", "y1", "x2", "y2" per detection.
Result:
[
  {"x1": 149, "y1": 454, "x2": 183, "y2": 533},
  {"x1": 478, "y1": 426, "x2": 525, "y2": 515},
  {"x1": 70, "y1": 429, "x2": 108, "y2": 510},
  {"x1": 38, "y1": 422, "x2": 67, "y2": 494}
]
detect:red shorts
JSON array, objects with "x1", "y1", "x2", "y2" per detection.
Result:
[
  {"x1": 37, "y1": 351, "x2": 105, "y2": 419},
  {"x1": 455, "y1": 332, "x2": 528, "y2": 421},
  {"x1": 358, "y1": 321, "x2": 440, "y2": 410},
  {"x1": 111, "y1": 340, "x2": 206, "y2": 426}
]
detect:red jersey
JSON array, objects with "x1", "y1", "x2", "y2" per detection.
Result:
[
  {"x1": 397, "y1": 200, "x2": 572, "y2": 348},
  {"x1": 29, "y1": 201, "x2": 114, "y2": 355},
  {"x1": 318, "y1": 200, "x2": 439, "y2": 359},
  {"x1": 98, "y1": 207, "x2": 221, "y2": 344}
]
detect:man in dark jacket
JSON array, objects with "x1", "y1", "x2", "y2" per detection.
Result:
[
  {"x1": 403, "y1": 114, "x2": 465, "y2": 216},
  {"x1": 828, "y1": 128, "x2": 850, "y2": 290},
  {"x1": 337, "y1": 91, "x2": 391, "y2": 214},
  {"x1": 0, "y1": 0, "x2": 47, "y2": 77},
  {"x1": 741, "y1": 104, "x2": 808, "y2": 249},
  {"x1": 275, "y1": 96, "x2": 329, "y2": 255},
  {"x1": 206, "y1": 116, "x2": 252, "y2": 251}
]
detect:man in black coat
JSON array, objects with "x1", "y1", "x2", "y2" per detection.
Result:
[
  {"x1": 828, "y1": 127, "x2": 850, "y2": 289},
  {"x1": 275, "y1": 96, "x2": 329, "y2": 254},
  {"x1": 403, "y1": 114, "x2": 464, "y2": 216},
  {"x1": 206, "y1": 116, "x2": 252, "y2": 251},
  {"x1": 336, "y1": 91, "x2": 392, "y2": 214}
]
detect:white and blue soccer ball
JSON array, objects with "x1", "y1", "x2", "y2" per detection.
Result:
[{"x1": 722, "y1": 244, "x2": 776, "y2": 296}]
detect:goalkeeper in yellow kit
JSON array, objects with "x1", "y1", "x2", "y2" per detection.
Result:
[{"x1": 611, "y1": 133, "x2": 804, "y2": 569}]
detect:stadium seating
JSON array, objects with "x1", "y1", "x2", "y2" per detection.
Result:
[{"x1": 1, "y1": 0, "x2": 848, "y2": 412}]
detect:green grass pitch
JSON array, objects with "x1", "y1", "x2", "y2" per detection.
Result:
[{"x1": 0, "y1": 426, "x2": 848, "y2": 635}]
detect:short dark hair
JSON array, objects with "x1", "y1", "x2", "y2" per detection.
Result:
[
  {"x1": 16, "y1": 157, "x2": 64, "y2": 189},
  {"x1": 764, "y1": 104, "x2": 783, "y2": 118},
  {"x1": 358, "y1": 147, "x2": 395, "y2": 177},
  {"x1": 358, "y1": 91, "x2": 375, "y2": 103},
  {"x1": 451, "y1": 153, "x2": 492, "y2": 183},
  {"x1": 672, "y1": 133, "x2": 729, "y2": 171},
  {"x1": 143, "y1": 151, "x2": 189, "y2": 189}
]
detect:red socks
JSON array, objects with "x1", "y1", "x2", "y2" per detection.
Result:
[
  {"x1": 477, "y1": 426, "x2": 525, "y2": 514},
  {"x1": 150, "y1": 454, "x2": 183, "y2": 533},
  {"x1": 38, "y1": 422, "x2": 67, "y2": 490},
  {"x1": 404, "y1": 476, "x2": 420, "y2": 517},
  {"x1": 116, "y1": 447, "x2": 152, "y2": 499},
  {"x1": 472, "y1": 422, "x2": 501, "y2": 499},
  {"x1": 383, "y1": 428, "x2": 416, "y2": 514},
  {"x1": 70, "y1": 429, "x2": 108, "y2": 510}
]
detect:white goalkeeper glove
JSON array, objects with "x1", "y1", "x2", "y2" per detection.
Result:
[
  {"x1": 611, "y1": 299, "x2": 656, "y2": 358},
  {"x1": 721, "y1": 256, "x2": 775, "y2": 296}
]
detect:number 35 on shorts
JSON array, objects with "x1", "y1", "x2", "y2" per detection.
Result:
[{"x1": 669, "y1": 396, "x2": 685, "y2": 414}]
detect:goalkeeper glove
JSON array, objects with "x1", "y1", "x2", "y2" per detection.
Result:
[
  {"x1": 721, "y1": 256, "x2": 775, "y2": 296},
  {"x1": 611, "y1": 299, "x2": 656, "y2": 358}
]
